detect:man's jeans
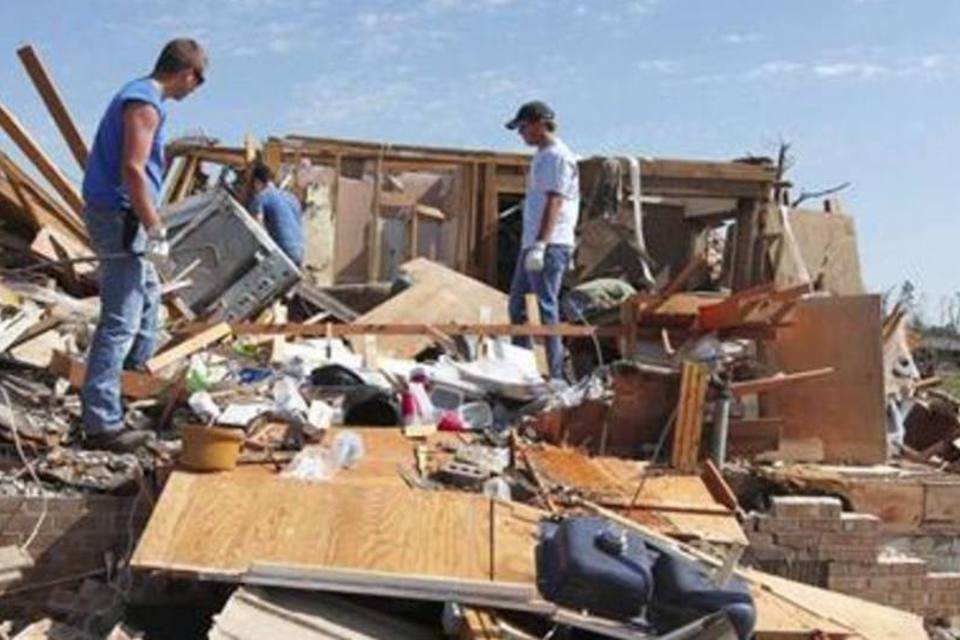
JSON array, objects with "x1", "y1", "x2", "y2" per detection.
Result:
[
  {"x1": 508, "y1": 244, "x2": 572, "y2": 380},
  {"x1": 81, "y1": 208, "x2": 160, "y2": 434}
]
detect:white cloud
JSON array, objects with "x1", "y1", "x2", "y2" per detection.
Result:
[
  {"x1": 636, "y1": 59, "x2": 679, "y2": 74},
  {"x1": 813, "y1": 62, "x2": 887, "y2": 78},
  {"x1": 722, "y1": 32, "x2": 761, "y2": 45}
]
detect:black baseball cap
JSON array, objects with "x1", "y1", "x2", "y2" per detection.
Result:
[{"x1": 505, "y1": 100, "x2": 555, "y2": 130}]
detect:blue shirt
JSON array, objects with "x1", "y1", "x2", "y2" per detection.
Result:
[
  {"x1": 249, "y1": 184, "x2": 304, "y2": 265},
  {"x1": 83, "y1": 78, "x2": 167, "y2": 211}
]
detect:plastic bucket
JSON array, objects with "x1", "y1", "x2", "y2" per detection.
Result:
[{"x1": 180, "y1": 424, "x2": 245, "y2": 472}]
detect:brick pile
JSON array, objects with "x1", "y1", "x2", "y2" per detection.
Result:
[
  {"x1": 0, "y1": 494, "x2": 149, "y2": 618},
  {"x1": 744, "y1": 494, "x2": 960, "y2": 620}
]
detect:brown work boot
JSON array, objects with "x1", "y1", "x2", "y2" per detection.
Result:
[{"x1": 84, "y1": 429, "x2": 155, "y2": 453}]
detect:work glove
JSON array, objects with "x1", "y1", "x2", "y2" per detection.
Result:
[
  {"x1": 144, "y1": 224, "x2": 170, "y2": 267},
  {"x1": 524, "y1": 241, "x2": 546, "y2": 272}
]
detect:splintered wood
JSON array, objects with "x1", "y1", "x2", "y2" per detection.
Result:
[{"x1": 671, "y1": 361, "x2": 710, "y2": 471}]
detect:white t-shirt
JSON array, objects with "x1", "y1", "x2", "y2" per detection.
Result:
[{"x1": 521, "y1": 137, "x2": 580, "y2": 249}]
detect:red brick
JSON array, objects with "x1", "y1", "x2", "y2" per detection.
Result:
[
  {"x1": 819, "y1": 532, "x2": 880, "y2": 547},
  {"x1": 770, "y1": 495, "x2": 842, "y2": 520},
  {"x1": 773, "y1": 533, "x2": 819, "y2": 549},
  {"x1": 827, "y1": 576, "x2": 869, "y2": 591},
  {"x1": 805, "y1": 518, "x2": 842, "y2": 532},
  {"x1": 815, "y1": 547, "x2": 878, "y2": 563},
  {"x1": 840, "y1": 512, "x2": 881, "y2": 532},
  {"x1": 866, "y1": 576, "x2": 913, "y2": 591},
  {"x1": 756, "y1": 516, "x2": 801, "y2": 533},
  {"x1": 925, "y1": 573, "x2": 960, "y2": 590},
  {"x1": 878, "y1": 556, "x2": 928, "y2": 575}
]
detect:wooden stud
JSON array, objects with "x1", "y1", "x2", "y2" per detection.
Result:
[
  {"x1": 524, "y1": 293, "x2": 549, "y2": 376},
  {"x1": 16, "y1": 45, "x2": 88, "y2": 170},
  {"x1": 146, "y1": 321, "x2": 231, "y2": 374},
  {"x1": 0, "y1": 100, "x2": 85, "y2": 215},
  {"x1": 178, "y1": 321, "x2": 611, "y2": 338},
  {"x1": 368, "y1": 152, "x2": 384, "y2": 282},
  {"x1": 480, "y1": 162, "x2": 498, "y2": 284},
  {"x1": 671, "y1": 361, "x2": 710, "y2": 471}
]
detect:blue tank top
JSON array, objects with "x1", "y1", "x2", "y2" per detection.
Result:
[{"x1": 82, "y1": 77, "x2": 167, "y2": 211}]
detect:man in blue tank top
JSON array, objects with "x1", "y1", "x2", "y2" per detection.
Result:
[
  {"x1": 81, "y1": 39, "x2": 207, "y2": 452},
  {"x1": 247, "y1": 162, "x2": 304, "y2": 266}
]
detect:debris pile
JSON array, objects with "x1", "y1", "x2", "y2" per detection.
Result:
[{"x1": 0, "y1": 43, "x2": 952, "y2": 640}]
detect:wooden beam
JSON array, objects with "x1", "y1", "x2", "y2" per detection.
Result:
[
  {"x1": 0, "y1": 100, "x2": 85, "y2": 215},
  {"x1": 180, "y1": 321, "x2": 613, "y2": 338},
  {"x1": 524, "y1": 293, "x2": 549, "y2": 376},
  {"x1": 729, "y1": 367, "x2": 834, "y2": 397},
  {"x1": 368, "y1": 153, "x2": 383, "y2": 282},
  {"x1": 16, "y1": 45, "x2": 88, "y2": 171},
  {"x1": 671, "y1": 361, "x2": 710, "y2": 471},
  {"x1": 480, "y1": 163, "x2": 498, "y2": 283},
  {"x1": 50, "y1": 351, "x2": 171, "y2": 399},
  {"x1": 731, "y1": 197, "x2": 761, "y2": 291},
  {"x1": 146, "y1": 322, "x2": 232, "y2": 374},
  {"x1": 0, "y1": 151, "x2": 88, "y2": 244}
]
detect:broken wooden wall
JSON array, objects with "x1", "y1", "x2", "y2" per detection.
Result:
[{"x1": 760, "y1": 295, "x2": 888, "y2": 464}]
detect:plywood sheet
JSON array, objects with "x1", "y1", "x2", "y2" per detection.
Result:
[
  {"x1": 747, "y1": 568, "x2": 925, "y2": 640},
  {"x1": 132, "y1": 472, "x2": 537, "y2": 587},
  {"x1": 760, "y1": 295, "x2": 887, "y2": 464},
  {"x1": 333, "y1": 176, "x2": 374, "y2": 283},
  {"x1": 524, "y1": 447, "x2": 746, "y2": 545},
  {"x1": 354, "y1": 258, "x2": 509, "y2": 358},
  {"x1": 771, "y1": 209, "x2": 865, "y2": 296}
]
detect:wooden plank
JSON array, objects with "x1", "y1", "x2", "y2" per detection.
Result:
[
  {"x1": 49, "y1": 351, "x2": 171, "y2": 399},
  {"x1": 671, "y1": 361, "x2": 710, "y2": 471},
  {"x1": 731, "y1": 197, "x2": 761, "y2": 291},
  {"x1": 186, "y1": 322, "x2": 609, "y2": 338},
  {"x1": 0, "y1": 100, "x2": 85, "y2": 215},
  {"x1": 729, "y1": 367, "x2": 834, "y2": 397},
  {"x1": 353, "y1": 258, "x2": 510, "y2": 358},
  {"x1": 146, "y1": 321, "x2": 231, "y2": 374},
  {"x1": 16, "y1": 45, "x2": 88, "y2": 170},
  {"x1": 759, "y1": 295, "x2": 887, "y2": 464},
  {"x1": 480, "y1": 163, "x2": 498, "y2": 284},
  {"x1": 700, "y1": 459, "x2": 739, "y2": 512},
  {"x1": 923, "y1": 481, "x2": 960, "y2": 523},
  {"x1": 367, "y1": 153, "x2": 383, "y2": 282},
  {"x1": 524, "y1": 293, "x2": 548, "y2": 376},
  {"x1": 0, "y1": 151, "x2": 88, "y2": 244}
]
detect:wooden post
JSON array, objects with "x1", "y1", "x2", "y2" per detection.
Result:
[
  {"x1": 16, "y1": 45, "x2": 88, "y2": 171},
  {"x1": 0, "y1": 100, "x2": 85, "y2": 216},
  {"x1": 367, "y1": 153, "x2": 384, "y2": 282},
  {"x1": 480, "y1": 162, "x2": 498, "y2": 285},
  {"x1": 731, "y1": 197, "x2": 760, "y2": 291},
  {"x1": 671, "y1": 361, "x2": 710, "y2": 471},
  {"x1": 524, "y1": 293, "x2": 549, "y2": 376}
]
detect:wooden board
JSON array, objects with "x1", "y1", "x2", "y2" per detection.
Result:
[
  {"x1": 132, "y1": 472, "x2": 538, "y2": 586},
  {"x1": 759, "y1": 296, "x2": 887, "y2": 464},
  {"x1": 0, "y1": 101, "x2": 85, "y2": 215},
  {"x1": 770, "y1": 209, "x2": 865, "y2": 296},
  {"x1": 146, "y1": 322, "x2": 231, "y2": 374},
  {"x1": 50, "y1": 351, "x2": 171, "y2": 399},
  {"x1": 747, "y1": 568, "x2": 925, "y2": 640},
  {"x1": 672, "y1": 361, "x2": 709, "y2": 471},
  {"x1": 354, "y1": 258, "x2": 509, "y2": 358},
  {"x1": 523, "y1": 447, "x2": 746, "y2": 545},
  {"x1": 924, "y1": 481, "x2": 960, "y2": 523},
  {"x1": 16, "y1": 45, "x2": 88, "y2": 171}
]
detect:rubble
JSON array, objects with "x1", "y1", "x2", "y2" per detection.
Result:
[{"x1": 0, "y1": 41, "x2": 950, "y2": 640}]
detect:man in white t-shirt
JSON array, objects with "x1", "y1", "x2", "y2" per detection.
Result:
[{"x1": 505, "y1": 100, "x2": 580, "y2": 380}]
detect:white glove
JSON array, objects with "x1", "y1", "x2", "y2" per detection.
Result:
[
  {"x1": 524, "y1": 241, "x2": 546, "y2": 272},
  {"x1": 144, "y1": 225, "x2": 170, "y2": 266}
]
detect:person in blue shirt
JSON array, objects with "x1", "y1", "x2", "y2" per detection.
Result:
[
  {"x1": 80, "y1": 39, "x2": 207, "y2": 452},
  {"x1": 247, "y1": 162, "x2": 304, "y2": 266}
]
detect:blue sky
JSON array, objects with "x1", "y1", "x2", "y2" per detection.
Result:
[{"x1": 1, "y1": 0, "x2": 957, "y2": 318}]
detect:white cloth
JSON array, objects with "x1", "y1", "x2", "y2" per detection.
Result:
[{"x1": 521, "y1": 137, "x2": 580, "y2": 249}]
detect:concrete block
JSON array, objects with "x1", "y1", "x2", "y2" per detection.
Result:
[
  {"x1": 770, "y1": 495, "x2": 842, "y2": 520},
  {"x1": 840, "y1": 512, "x2": 881, "y2": 532}
]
